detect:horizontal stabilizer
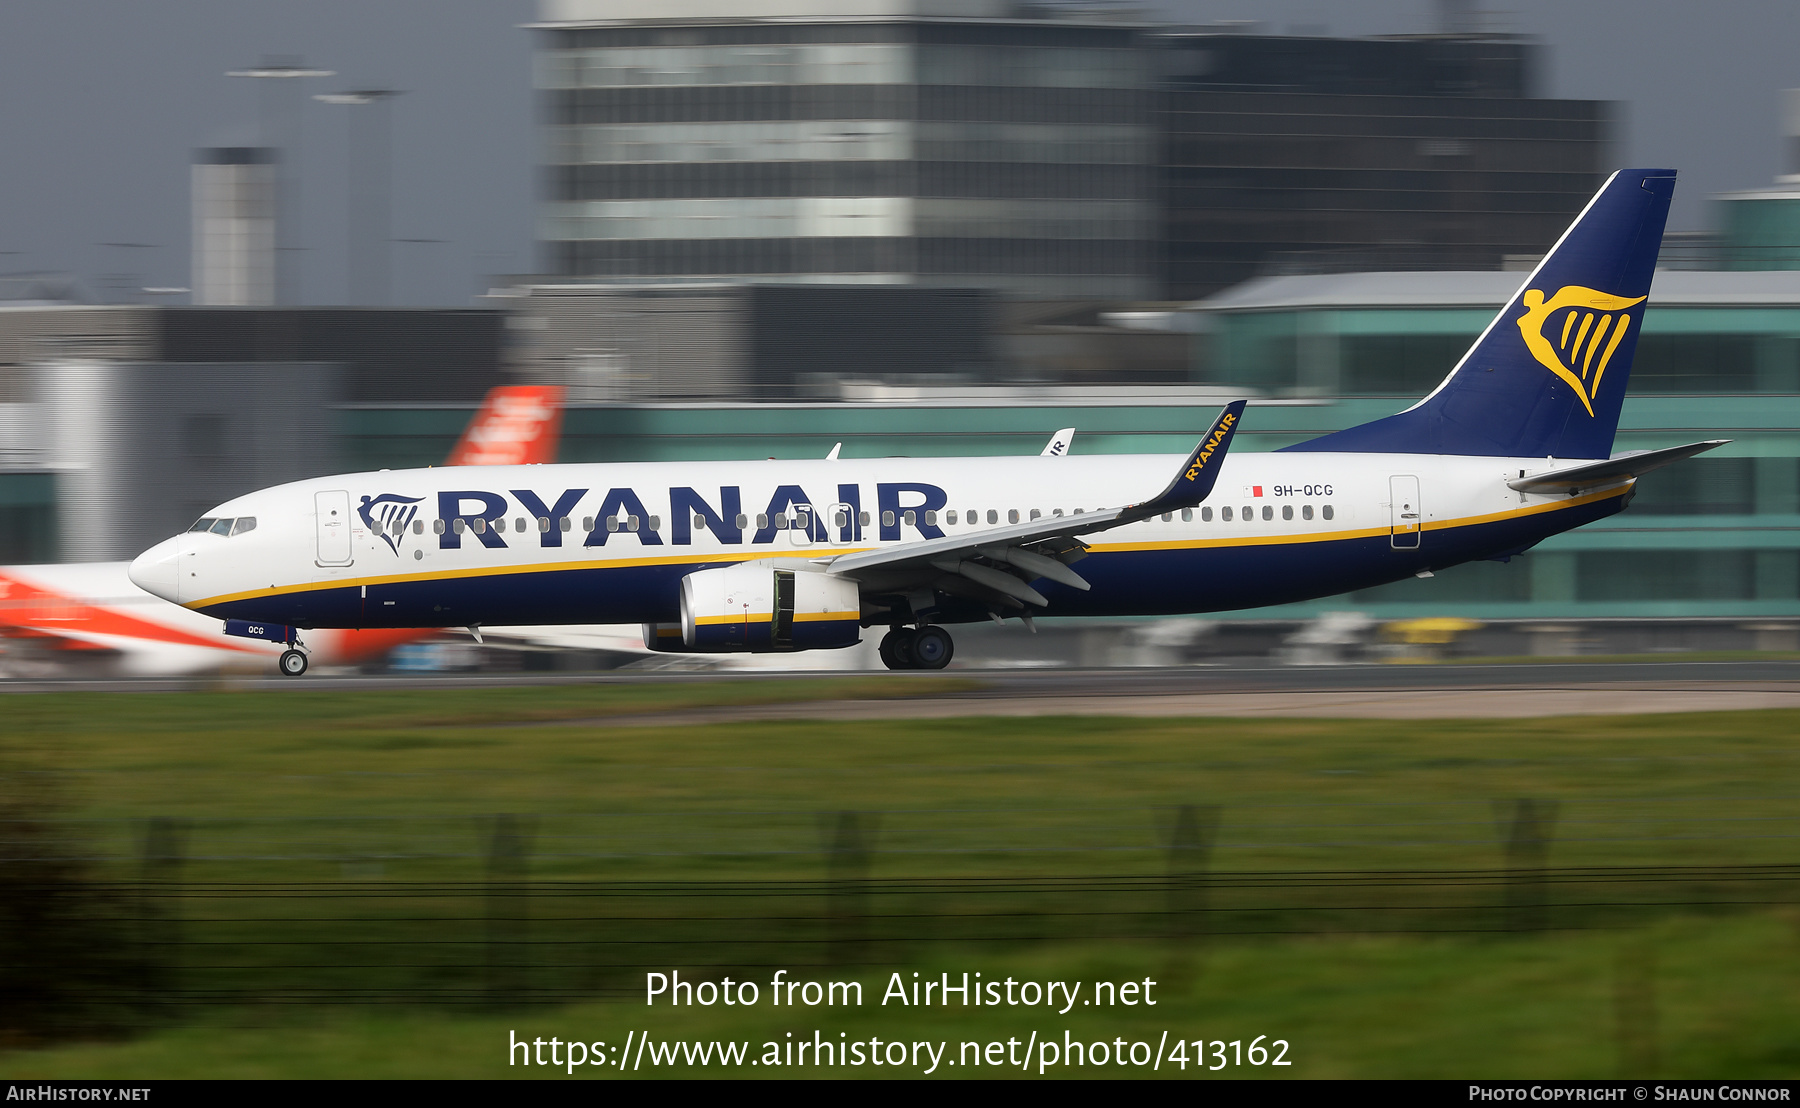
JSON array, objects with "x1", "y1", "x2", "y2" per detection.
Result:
[{"x1": 1507, "y1": 439, "x2": 1730, "y2": 494}]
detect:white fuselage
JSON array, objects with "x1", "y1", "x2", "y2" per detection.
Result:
[{"x1": 128, "y1": 450, "x2": 1629, "y2": 634}]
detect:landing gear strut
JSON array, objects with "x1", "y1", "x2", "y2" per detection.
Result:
[{"x1": 880, "y1": 625, "x2": 953, "y2": 671}]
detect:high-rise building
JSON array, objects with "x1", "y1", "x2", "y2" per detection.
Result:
[
  {"x1": 1159, "y1": 31, "x2": 1612, "y2": 298},
  {"x1": 533, "y1": 0, "x2": 1159, "y2": 299},
  {"x1": 192, "y1": 147, "x2": 278, "y2": 306}
]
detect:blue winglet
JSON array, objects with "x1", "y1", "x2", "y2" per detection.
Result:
[
  {"x1": 1134, "y1": 400, "x2": 1246, "y2": 515},
  {"x1": 1283, "y1": 169, "x2": 1676, "y2": 460}
]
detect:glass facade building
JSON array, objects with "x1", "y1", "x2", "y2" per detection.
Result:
[
  {"x1": 1192, "y1": 269, "x2": 1800, "y2": 619},
  {"x1": 535, "y1": 6, "x2": 1158, "y2": 297},
  {"x1": 1160, "y1": 32, "x2": 1612, "y2": 299}
]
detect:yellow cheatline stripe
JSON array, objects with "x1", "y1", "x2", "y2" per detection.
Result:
[
  {"x1": 692, "y1": 613, "x2": 765, "y2": 626},
  {"x1": 794, "y1": 610, "x2": 859, "y2": 623},
  {"x1": 187, "y1": 485, "x2": 1630, "y2": 610}
]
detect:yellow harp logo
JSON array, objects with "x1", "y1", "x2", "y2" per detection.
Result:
[{"x1": 1515, "y1": 286, "x2": 1647, "y2": 416}]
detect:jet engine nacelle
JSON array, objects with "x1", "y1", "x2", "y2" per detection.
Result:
[{"x1": 677, "y1": 563, "x2": 861, "y2": 652}]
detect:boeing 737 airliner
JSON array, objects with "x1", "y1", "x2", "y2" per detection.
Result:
[{"x1": 129, "y1": 169, "x2": 1725, "y2": 675}]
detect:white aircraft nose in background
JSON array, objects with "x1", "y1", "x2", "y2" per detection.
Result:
[{"x1": 129, "y1": 536, "x2": 182, "y2": 604}]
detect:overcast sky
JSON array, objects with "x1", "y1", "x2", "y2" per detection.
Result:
[{"x1": 0, "y1": 1, "x2": 1794, "y2": 306}]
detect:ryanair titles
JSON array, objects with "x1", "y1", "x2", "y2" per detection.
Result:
[{"x1": 415, "y1": 482, "x2": 949, "y2": 554}]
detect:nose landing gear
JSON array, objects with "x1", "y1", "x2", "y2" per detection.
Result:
[
  {"x1": 879, "y1": 625, "x2": 953, "y2": 671},
  {"x1": 279, "y1": 649, "x2": 309, "y2": 677}
]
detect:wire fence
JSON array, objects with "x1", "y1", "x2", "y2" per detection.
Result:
[{"x1": 6, "y1": 798, "x2": 1800, "y2": 1025}]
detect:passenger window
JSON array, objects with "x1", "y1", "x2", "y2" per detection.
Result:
[
  {"x1": 947, "y1": 510, "x2": 959, "y2": 524},
  {"x1": 756, "y1": 514, "x2": 769, "y2": 529},
  {"x1": 902, "y1": 510, "x2": 916, "y2": 526},
  {"x1": 736, "y1": 514, "x2": 749, "y2": 528},
  {"x1": 539, "y1": 516, "x2": 551, "y2": 532},
  {"x1": 649, "y1": 515, "x2": 661, "y2": 530},
  {"x1": 964, "y1": 508, "x2": 976, "y2": 521},
  {"x1": 859, "y1": 511, "x2": 869, "y2": 526},
  {"x1": 773, "y1": 515, "x2": 787, "y2": 530},
  {"x1": 1181, "y1": 508, "x2": 1192, "y2": 522},
  {"x1": 473, "y1": 518, "x2": 487, "y2": 534},
  {"x1": 923, "y1": 510, "x2": 936, "y2": 526},
  {"x1": 1281, "y1": 505, "x2": 1293, "y2": 521},
  {"x1": 833, "y1": 510, "x2": 848, "y2": 529},
  {"x1": 1161, "y1": 512, "x2": 1172, "y2": 522},
  {"x1": 1322, "y1": 505, "x2": 1334, "y2": 520},
  {"x1": 582, "y1": 516, "x2": 593, "y2": 531},
  {"x1": 189, "y1": 518, "x2": 217, "y2": 533},
  {"x1": 494, "y1": 518, "x2": 506, "y2": 533},
  {"x1": 1008, "y1": 509, "x2": 1019, "y2": 524},
  {"x1": 434, "y1": 519, "x2": 446, "y2": 535},
  {"x1": 1030, "y1": 508, "x2": 1041, "y2": 520},
  {"x1": 1201, "y1": 507, "x2": 1212, "y2": 521},
  {"x1": 412, "y1": 519, "x2": 423, "y2": 535},
  {"x1": 1302, "y1": 505, "x2": 1313, "y2": 520},
  {"x1": 1243, "y1": 504, "x2": 1252, "y2": 519},
  {"x1": 1072, "y1": 508, "x2": 1083, "y2": 515},
  {"x1": 515, "y1": 517, "x2": 526, "y2": 532},
  {"x1": 1221, "y1": 506, "x2": 1232, "y2": 521},
  {"x1": 1262, "y1": 505, "x2": 1272, "y2": 521},
  {"x1": 795, "y1": 510, "x2": 809, "y2": 529},
  {"x1": 1053, "y1": 508, "x2": 1064, "y2": 517},
  {"x1": 882, "y1": 511, "x2": 895, "y2": 527},
  {"x1": 560, "y1": 517, "x2": 573, "y2": 532},
  {"x1": 987, "y1": 510, "x2": 998, "y2": 524},
  {"x1": 453, "y1": 518, "x2": 467, "y2": 534},
  {"x1": 627, "y1": 515, "x2": 640, "y2": 532}
]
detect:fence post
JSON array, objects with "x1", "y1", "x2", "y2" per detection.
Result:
[
  {"x1": 485, "y1": 814, "x2": 532, "y2": 1007},
  {"x1": 1497, "y1": 798, "x2": 1559, "y2": 932},
  {"x1": 138, "y1": 817, "x2": 186, "y2": 1018},
  {"x1": 823, "y1": 811, "x2": 874, "y2": 966},
  {"x1": 1614, "y1": 937, "x2": 1659, "y2": 1076},
  {"x1": 1167, "y1": 804, "x2": 1220, "y2": 941}
]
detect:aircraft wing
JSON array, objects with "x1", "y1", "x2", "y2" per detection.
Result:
[
  {"x1": 1506, "y1": 440, "x2": 1731, "y2": 494},
  {"x1": 825, "y1": 402, "x2": 1245, "y2": 610}
]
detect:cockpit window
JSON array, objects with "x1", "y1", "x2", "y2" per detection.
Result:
[
  {"x1": 209, "y1": 518, "x2": 234, "y2": 536},
  {"x1": 229, "y1": 516, "x2": 256, "y2": 536},
  {"x1": 189, "y1": 518, "x2": 218, "y2": 533}
]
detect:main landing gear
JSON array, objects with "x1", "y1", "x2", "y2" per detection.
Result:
[{"x1": 879, "y1": 625, "x2": 954, "y2": 671}]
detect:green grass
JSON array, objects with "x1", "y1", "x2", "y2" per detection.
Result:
[
  {"x1": 3, "y1": 685, "x2": 1800, "y2": 1077},
  {"x1": 5, "y1": 914, "x2": 1797, "y2": 1079}
]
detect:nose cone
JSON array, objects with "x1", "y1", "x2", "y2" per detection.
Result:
[{"x1": 129, "y1": 536, "x2": 182, "y2": 603}]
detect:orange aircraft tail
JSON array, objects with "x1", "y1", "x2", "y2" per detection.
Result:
[{"x1": 444, "y1": 385, "x2": 565, "y2": 467}]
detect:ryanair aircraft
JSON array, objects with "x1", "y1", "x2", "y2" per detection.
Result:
[{"x1": 130, "y1": 169, "x2": 1723, "y2": 676}]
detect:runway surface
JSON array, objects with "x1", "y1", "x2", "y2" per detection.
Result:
[{"x1": 8, "y1": 660, "x2": 1800, "y2": 721}]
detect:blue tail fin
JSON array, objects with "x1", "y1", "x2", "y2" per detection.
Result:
[{"x1": 1283, "y1": 169, "x2": 1676, "y2": 459}]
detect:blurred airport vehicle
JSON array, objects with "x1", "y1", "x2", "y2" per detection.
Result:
[
  {"x1": 0, "y1": 386, "x2": 562, "y2": 677},
  {"x1": 138, "y1": 171, "x2": 1734, "y2": 674}
]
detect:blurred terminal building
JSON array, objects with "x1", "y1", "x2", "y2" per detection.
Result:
[{"x1": 3, "y1": 0, "x2": 1800, "y2": 660}]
